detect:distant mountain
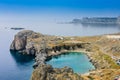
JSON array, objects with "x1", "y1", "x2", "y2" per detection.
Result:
[{"x1": 71, "y1": 16, "x2": 120, "y2": 25}]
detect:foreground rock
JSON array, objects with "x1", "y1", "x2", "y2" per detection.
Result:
[{"x1": 31, "y1": 64, "x2": 83, "y2": 80}]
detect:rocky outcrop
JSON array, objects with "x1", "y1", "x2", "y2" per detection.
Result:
[
  {"x1": 10, "y1": 30, "x2": 42, "y2": 55},
  {"x1": 33, "y1": 50, "x2": 47, "y2": 68},
  {"x1": 10, "y1": 33, "x2": 27, "y2": 51},
  {"x1": 26, "y1": 42, "x2": 36, "y2": 55},
  {"x1": 10, "y1": 30, "x2": 34, "y2": 51},
  {"x1": 31, "y1": 64, "x2": 83, "y2": 80}
]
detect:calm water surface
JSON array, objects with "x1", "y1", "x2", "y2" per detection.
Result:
[
  {"x1": 0, "y1": 29, "x2": 34, "y2": 80},
  {"x1": 0, "y1": 22, "x2": 120, "y2": 80},
  {"x1": 46, "y1": 52, "x2": 95, "y2": 74}
]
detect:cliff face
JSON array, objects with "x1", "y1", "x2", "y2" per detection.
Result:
[
  {"x1": 10, "y1": 30, "x2": 43, "y2": 55},
  {"x1": 10, "y1": 32, "x2": 27, "y2": 51}
]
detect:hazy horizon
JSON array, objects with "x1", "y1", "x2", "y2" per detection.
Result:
[{"x1": 0, "y1": 0, "x2": 120, "y2": 27}]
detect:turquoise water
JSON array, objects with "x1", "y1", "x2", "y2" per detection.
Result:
[{"x1": 46, "y1": 52, "x2": 95, "y2": 74}]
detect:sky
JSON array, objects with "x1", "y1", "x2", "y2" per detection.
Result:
[
  {"x1": 0, "y1": 0, "x2": 120, "y2": 27},
  {"x1": 0, "y1": 0, "x2": 120, "y2": 13}
]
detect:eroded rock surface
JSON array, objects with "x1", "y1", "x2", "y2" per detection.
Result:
[
  {"x1": 10, "y1": 33, "x2": 27, "y2": 51},
  {"x1": 31, "y1": 64, "x2": 83, "y2": 80},
  {"x1": 10, "y1": 30, "x2": 43, "y2": 55}
]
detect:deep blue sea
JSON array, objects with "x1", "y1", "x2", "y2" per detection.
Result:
[{"x1": 0, "y1": 22, "x2": 120, "y2": 80}]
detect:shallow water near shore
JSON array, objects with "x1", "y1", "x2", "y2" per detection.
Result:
[{"x1": 46, "y1": 52, "x2": 95, "y2": 74}]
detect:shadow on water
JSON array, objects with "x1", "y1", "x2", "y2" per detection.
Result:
[{"x1": 10, "y1": 51, "x2": 35, "y2": 64}]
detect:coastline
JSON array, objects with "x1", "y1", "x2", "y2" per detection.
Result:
[{"x1": 10, "y1": 30, "x2": 120, "y2": 80}]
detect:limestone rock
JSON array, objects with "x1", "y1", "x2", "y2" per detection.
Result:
[
  {"x1": 10, "y1": 34, "x2": 27, "y2": 51},
  {"x1": 31, "y1": 64, "x2": 83, "y2": 80},
  {"x1": 10, "y1": 30, "x2": 41, "y2": 55},
  {"x1": 33, "y1": 52, "x2": 47, "y2": 68},
  {"x1": 10, "y1": 30, "x2": 34, "y2": 51}
]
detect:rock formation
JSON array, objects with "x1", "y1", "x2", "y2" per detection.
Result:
[
  {"x1": 10, "y1": 33, "x2": 27, "y2": 51},
  {"x1": 10, "y1": 30, "x2": 42, "y2": 55},
  {"x1": 31, "y1": 64, "x2": 83, "y2": 80},
  {"x1": 33, "y1": 51, "x2": 47, "y2": 68}
]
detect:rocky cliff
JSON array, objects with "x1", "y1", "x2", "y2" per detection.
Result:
[
  {"x1": 31, "y1": 64, "x2": 83, "y2": 80},
  {"x1": 10, "y1": 30, "x2": 43, "y2": 55},
  {"x1": 10, "y1": 31, "x2": 27, "y2": 51}
]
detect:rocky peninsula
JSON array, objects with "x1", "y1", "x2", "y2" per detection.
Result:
[{"x1": 10, "y1": 30, "x2": 120, "y2": 80}]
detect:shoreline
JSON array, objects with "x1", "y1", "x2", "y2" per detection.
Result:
[
  {"x1": 46, "y1": 49, "x2": 96, "y2": 72},
  {"x1": 45, "y1": 48, "x2": 100, "y2": 72},
  {"x1": 10, "y1": 30, "x2": 120, "y2": 80}
]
